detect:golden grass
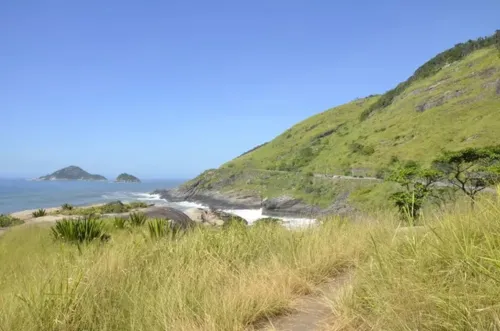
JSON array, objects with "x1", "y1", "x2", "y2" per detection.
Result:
[
  {"x1": 328, "y1": 192, "x2": 500, "y2": 330},
  {"x1": 0, "y1": 217, "x2": 384, "y2": 331}
]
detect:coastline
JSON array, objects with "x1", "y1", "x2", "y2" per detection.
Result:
[{"x1": 4, "y1": 196, "x2": 316, "y2": 231}]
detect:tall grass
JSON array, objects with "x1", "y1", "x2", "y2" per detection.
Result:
[
  {"x1": 0, "y1": 217, "x2": 379, "y2": 331},
  {"x1": 330, "y1": 193, "x2": 500, "y2": 330}
]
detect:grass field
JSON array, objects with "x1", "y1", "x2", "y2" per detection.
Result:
[
  {"x1": 0, "y1": 215, "x2": 385, "y2": 331},
  {"x1": 329, "y1": 193, "x2": 500, "y2": 330},
  {"x1": 1, "y1": 192, "x2": 500, "y2": 330}
]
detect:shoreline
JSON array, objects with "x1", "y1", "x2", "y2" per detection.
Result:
[{"x1": 5, "y1": 196, "x2": 316, "y2": 229}]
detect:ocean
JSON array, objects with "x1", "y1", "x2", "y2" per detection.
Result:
[
  {"x1": 0, "y1": 179, "x2": 316, "y2": 226},
  {"x1": 0, "y1": 178, "x2": 181, "y2": 214}
]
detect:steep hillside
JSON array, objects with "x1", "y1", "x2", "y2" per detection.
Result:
[{"x1": 159, "y1": 32, "x2": 500, "y2": 215}]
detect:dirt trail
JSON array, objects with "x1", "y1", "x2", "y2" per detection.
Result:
[{"x1": 256, "y1": 272, "x2": 352, "y2": 331}]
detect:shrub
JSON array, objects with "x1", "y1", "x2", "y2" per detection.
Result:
[
  {"x1": 129, "y1": 212, "x2": 147, "y2": 227},
  {"x1": 61, "y1": 203, "x2": 74, "y2": 211},
  {"x1": 32, "y1": 209, "x2": 47, "y2": 218},
  {"x1": 0, "y1": 215, "x2": 23, "y2": 227},
  {"x1": 128, "y1": 201, "x2": 149, "y2": 209},
  {"x1": 51, "y1": 216, "x2": 109, "y2": 244},
  {"x1": 101, "y1": 201, "x2": 127, "y2": 213}
]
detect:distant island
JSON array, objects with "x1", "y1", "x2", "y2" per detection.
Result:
[
  {"x1": 115, "y1": 173, "x2": 141, "y2": 183},
  {"x1": 37, "y1": 166, "x2": 107, "y2": 181}
]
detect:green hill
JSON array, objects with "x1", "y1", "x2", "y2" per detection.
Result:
[{"x1": 164, "y1": 31, "x2": 500, "y2": 214}]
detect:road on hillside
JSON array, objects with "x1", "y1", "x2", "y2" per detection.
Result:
[{"x1": 250, "y1": 168, "x2": 496, "y2": 193}]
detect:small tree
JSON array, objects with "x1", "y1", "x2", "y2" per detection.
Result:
[
  {"x1": 495, "y1": 30, "x2": 500, "y2": 52},
  {"x1": 432, "y1": 146, "x2": 500, "y2": 206},
  {"x1": 387, "y1": 162, "x2": 440, "y2": 224}
]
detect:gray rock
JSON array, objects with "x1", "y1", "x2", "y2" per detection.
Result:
[
  {"x1": 184, "y1": 208, "x2": 248, "y2": 227},
  {"x1": 142, "y1": 207, "x2": 195, "y2": 230},
  {"x1": 262, "y1": 196, "x2": 321, "y2": 218}
]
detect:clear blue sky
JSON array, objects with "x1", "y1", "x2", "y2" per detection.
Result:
[{"x1": 1, "y1": 0, "x2": 499, "y2": 179}]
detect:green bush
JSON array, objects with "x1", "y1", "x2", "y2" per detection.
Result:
[
  {"x1": 127, "y1": 201, "x2": 149, "y2": 209},
  {"x1": 51, "y1": 216, "x2": 109, "y2": 244},
  {"x1": 129, "y1": 212, "x2": 147, "y2": 227},
  {"x1": 61, "y1": 203, "x2": 74, "y2": 211},
  {"x1": 32, "y1": 209, "x2": 47, "y2": 218},
  {"x1": 0, "y1": 215, "x2": 23, "y2": 227}
]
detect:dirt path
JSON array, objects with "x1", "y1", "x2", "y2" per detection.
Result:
[{"x1": 256, "y1": 272, "x2": 352, "y2": 331}]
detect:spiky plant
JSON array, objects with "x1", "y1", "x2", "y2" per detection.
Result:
[
  {"x1": 32, "y1": 209, "x2": 47, "y2": 218},
  {"x1": 129, "y1": 212, "x2": 147, "y2": 227},
  {"x1": 51, "y1": 215, "x2": 109, "y2": 244},
  {"x1": 113, "y1": 217, "x2": 127, "y2": 229},
  {"x1": 148, "y1": 218, "x2": 169, "y2": 239}
]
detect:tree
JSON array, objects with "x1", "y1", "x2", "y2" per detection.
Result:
[
  {"x1": 387, "y1": 162, "x2": 440, "y2": 224},
  {"x1": 432, "y1": 146, "x2": 500, "y2": 205}
]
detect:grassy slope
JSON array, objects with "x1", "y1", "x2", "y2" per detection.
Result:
[
  {"x1": 228, "y1": 47, "x2": 500, "y2": 173},
  {"x1": 184, "y1": 46, "x2": 500, "y2": 210}
]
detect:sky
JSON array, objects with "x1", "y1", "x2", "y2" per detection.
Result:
[{"x1": 1, "y1": 0, "x2": 499, "y2": 179}]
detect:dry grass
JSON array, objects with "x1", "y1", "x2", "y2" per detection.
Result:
[
  {"x1": 328, "y1": 191, "x2": 500, "y2": 330},
  {"x1": 0, "y1": 216, "x2": 384, "y2": 331}
]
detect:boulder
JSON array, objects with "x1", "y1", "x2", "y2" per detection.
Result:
[
  {"x1": 142, "y1": 206, "x2": 195, "y2": 230},
  {"x1": 184, "y1": 208, "x2": 248, "y2": 227}
]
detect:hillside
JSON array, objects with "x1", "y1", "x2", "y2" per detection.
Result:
[
  {"x1": 115, "y1": 173, "x2": 141, "y2": 183},
  {"x1": 38, "y1": 166, "x2": 107, "y2": 181},
  {"x1": 159, "y1": 31, "x2": 500, "y2": 215}
]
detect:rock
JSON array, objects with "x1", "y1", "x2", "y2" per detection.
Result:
[
  {"x1": 416, "y1": 89, "x2": 465, "y2": 112},
  {"x1": 142, "y1": 207, "x2": 195, "y2": 230},
  {"x1": 262, "y1": 196, "x2": 321, "y2": 217},
  {"x1": 184, "y1": 208, "x2": 248, "y2": 227}
]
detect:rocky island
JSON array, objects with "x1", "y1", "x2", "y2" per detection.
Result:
[
  {"x1": 37, "y1": 166, "x2": 107, "y2": 181},
  {"x1": 115, "y1": 173, "x2": 141, "y2": 183}
]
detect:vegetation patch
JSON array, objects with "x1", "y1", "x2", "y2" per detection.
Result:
[
  {"x1": 0, "y1": 215, "x2": 23, "y2": 227},
  {"x1": 55, "y1": 201, "x2": 149, "y2": 216},
  {"x1": 51, "y1": 215, "x2": 109, "y2": 244}
]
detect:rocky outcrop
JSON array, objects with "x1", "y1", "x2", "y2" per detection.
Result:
[
  {"x1": 154, "y1": 186, "x2": 262, "y2": 210},
  {"x1": 184, "y1": 208, "x2": 248, "y2": 227}
]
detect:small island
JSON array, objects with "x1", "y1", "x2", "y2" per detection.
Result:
[
  {"x1": 115, "y1": 173, "x2": 141, "y2": 183},
  {"x1": 37, "y1": 166, "x2": 107, "y2": 181}
]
